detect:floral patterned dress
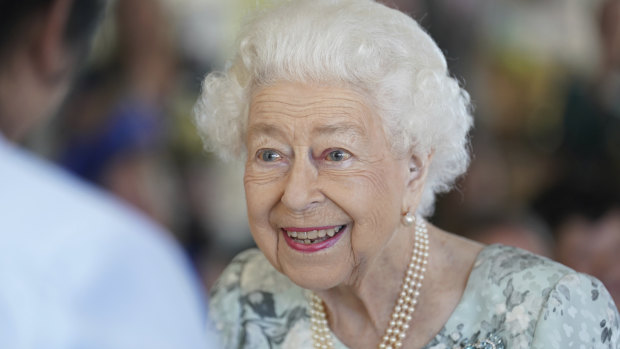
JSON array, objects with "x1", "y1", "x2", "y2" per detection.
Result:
[{"x1": 209, "y1": 244, "x2": 620, "y2": 349}]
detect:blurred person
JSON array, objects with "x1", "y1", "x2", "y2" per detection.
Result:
[
  {"x1": 58, "y1": 0, "x2": 178, "y2": 228},
  {"x1": 531, "y1": 0, "x2": 620, "y2": 305},
  {"x1": 597, "y1": 0, "x2": 620, "y2": 117},
  {"x1": 0, "y1": 0, "x2": 214, "y2": 348},
  {"x1": 533, "y1": 177, "x2": 620, "y2": 305},
  {"x1": 55, "y1": 0, "x2": 217, "y2": 282},
  {"x1": 466, "y1": 214, "x2": 554, "y2": 258},
  {"x1": 555, "y1": 209, "x2": 620, "y2": 306},
  {"x1": 559, "y1": 0, "x2": 620, "y2": 173},
  {"x1": 195, "y1": 1, "x2": 619, "y2": 348}
]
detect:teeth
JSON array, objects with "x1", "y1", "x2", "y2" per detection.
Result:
[{"x1": 285, "y1": 225, "x2": 345, "y2": 241}]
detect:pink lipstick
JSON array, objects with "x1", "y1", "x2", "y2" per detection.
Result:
[{"x1": 282, "y1": 224, "x2": 346, "y2": 253}]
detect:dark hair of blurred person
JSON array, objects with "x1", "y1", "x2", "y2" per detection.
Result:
[
  {"x1": 0, "y1": 0, "x2": 103, "y2": 139},
  {"x1": 0, "y1": 0, "x2": 214, "y2": 347},
  {"x1": 0, "y1": 0, "x2": 101, "y2": 58}
]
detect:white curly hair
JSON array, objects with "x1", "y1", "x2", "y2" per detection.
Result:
[{"x1": 194, "y1": 0, "x2": 473, "y2": 216}]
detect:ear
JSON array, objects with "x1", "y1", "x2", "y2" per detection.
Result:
[
  {"x1": 30, "y1": 0, "x2": 74, "y2": 83},
  {"x1": 401, "y1": 150, "x2": 433, "y2": 212}
]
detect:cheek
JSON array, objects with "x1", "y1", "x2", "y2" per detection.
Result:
[
  {"x1": 244, "y1": 170, "x2": 282, "y2": 235},
  {"x1": 325, "y1": 161, "x2": 405, "y2": 233},
  {"x1": 245, "y1": 181, "x2": 276, "y2": 223},
  {"x1": 244, "y1": 174, "x2": 284, "y2": 270},
  {"x1": 357, "y1": 174, "x2": 399, "y2": 223},
  {"x1": 244, "y1": 165, "x2": 285, "y2": 217}
]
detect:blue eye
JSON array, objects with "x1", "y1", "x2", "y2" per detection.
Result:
[
  {"x1": 325, "y1": 149, "x2": 351, "y2": 162},
  {"x1": 258, "y1": 149, "x2": 281, "y2": 162}
]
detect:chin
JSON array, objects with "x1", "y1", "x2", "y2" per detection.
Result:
[{"x1": 282, "y1": 264, "x2": 346, "y2": 291}]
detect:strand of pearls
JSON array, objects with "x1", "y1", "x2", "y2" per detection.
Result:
[
  {"x1": 308, "y1": 217, "x2": 429, "y2": 349},
  {"x1": 309, "y1": 292, "x2": 334, "y2": 349}
]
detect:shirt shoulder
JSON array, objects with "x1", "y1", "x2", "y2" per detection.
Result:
[
  {"x1": 0, "y1": 140, "x2": 210, "y2": 349},
  {"x1": 0, "y1": 138, "x2": 175, "y2": 256},
  {"x1": 475, "y1": 244, "x2": 574, "y2": 288},
  {"x1": 530, "y1": 272, "x2": 619, "y2": 349},
  {"x1": 211, "y1": 249, "x2": 303, "y2": 297},
  {"x1": 210, "y1": 249, "x2": 311, "y2": 348},
  {"x1": 426, "y1": 244, "x2": 620, "y2": 349}
]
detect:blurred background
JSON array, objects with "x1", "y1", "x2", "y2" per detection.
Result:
[{"x1": 21, "y1": 0, "x2": 620, "y2": 303}]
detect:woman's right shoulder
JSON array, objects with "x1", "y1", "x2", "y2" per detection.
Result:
[
  {"x1": 208, "y1": 249, "x2": 309, "y2": 348},
  {"x1": 210, "y1": 248, "x2": 295, "y2": 298},
  {"x1": 210, "y1": 249, "x2": 264, "y2": 297}
]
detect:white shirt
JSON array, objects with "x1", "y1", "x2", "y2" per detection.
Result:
[{"x1": 0, "y1": 136, "x2": 214, "y2": 349}]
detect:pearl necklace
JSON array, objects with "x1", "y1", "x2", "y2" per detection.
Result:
[{"x1": 309, "y1": 217, "x2": 429, "y2": 349}]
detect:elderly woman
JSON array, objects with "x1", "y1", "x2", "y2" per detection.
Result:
[{"x1": 195, "y1": 1, "x2": 620, "y2": 348}]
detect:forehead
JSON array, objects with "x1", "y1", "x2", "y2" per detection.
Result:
[{"x1": 248, "y1": 82, "x2": 379, "y2": 135}]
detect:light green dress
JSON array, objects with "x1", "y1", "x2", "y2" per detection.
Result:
[{"x1": 210, "y1": 244, "x2": 620, "y2": 348}]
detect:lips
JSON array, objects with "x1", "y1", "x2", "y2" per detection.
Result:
[{"x1": 281, "y1": 224, "x2": 347, "y2": 252}]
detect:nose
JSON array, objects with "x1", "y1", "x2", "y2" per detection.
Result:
[{"x1": 281, "y1": 154, "x2": 323, "y2": 212}]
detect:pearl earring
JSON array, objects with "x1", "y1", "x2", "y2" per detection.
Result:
[{"x1": 402, "y1": 211, "x2": 415, "y2": 226}]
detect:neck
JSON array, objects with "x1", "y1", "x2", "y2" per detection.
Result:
[{"x1": 316, "y1": 221, "x2": 424, "y2": 339}]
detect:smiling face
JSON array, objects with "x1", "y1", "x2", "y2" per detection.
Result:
[{"x1": 244, "y1": 81, "x2": 421, "y2": 290}]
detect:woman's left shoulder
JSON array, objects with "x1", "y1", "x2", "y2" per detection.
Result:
[
  {"x1": 474, "y1": 244, "x2": 617, "y2": 317},
  {"x1": 476, "y1": 244, "x2": 573, "y2": 283},
  {"x1": 531, "y1": 266, "x2": 620, "y2": 348},
  {"x1": 473, "y1": 244, "x2": 620, "y2": 348}
]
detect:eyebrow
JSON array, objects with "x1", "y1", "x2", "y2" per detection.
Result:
[
  {"x1": 247, "y1": 121, "x2": 367, "y2": 139},
  {"x1": 313, "y1": 122, "x2": 367, "y2": 139},
  {"x1": 246, "y1": 123, "x2": 288, "y2": 140}
]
